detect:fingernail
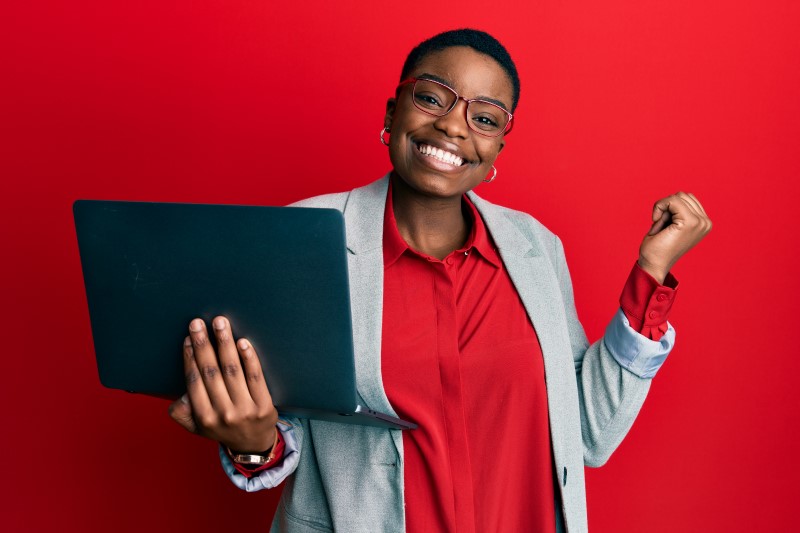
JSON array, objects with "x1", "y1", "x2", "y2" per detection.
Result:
[
  {"x1": 189, "y1": 319, "x2": 203, "y2": 332},
  {"x1": 180, "y1": 394, "x2": 189, "y2": 404},
  {"x1": 213, "y1": 317, "x2": 226, "y2": 330},
  {"x1": 184, "y1": 336, "x2": 191, "y2": 347},
  {"x1": 239, "y1": 339, "x2": 250, "y2": 350}
]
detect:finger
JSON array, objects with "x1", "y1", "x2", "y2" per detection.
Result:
[
  {"x1": 682, "y1": 193, "x2": 712, "y2": 233},
  {"x1": 651, "y1": 198, "x2": 670, "y2": 223},
  {"x1": 182, "y1": 335, "x2": 214, "y2": 421},
  {"x1": 652, "y1": 193, "x2": 702, "y2": 234},
  {"x1": 685, "y1": 192, "x2": 709, "y2": 217},
  {"x1": 648, "y1": 210, "x2": 671, "y2": 236},
  {"x1": 237, "y1": 338, "x2": 273, "y2": 409},
  {"x1": 674, "y1": 192, "x2": 703, "y2": 219},
  {"x1": 189, "y1": 318, "x2": 234, "y2": 410},
  {"x1": 211, "y1": 316, "x2": 251, "y2": 405},
  {"x1": 672, "y1": 194, "x2": 715, "y2": 236},
  {"x1": 168, "y1": 393, "x2": 198, "y2": 434}
]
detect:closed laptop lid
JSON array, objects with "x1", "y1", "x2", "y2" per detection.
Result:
[{"x1": 73, "y1": 200, "x2": 359, "y2": 415}]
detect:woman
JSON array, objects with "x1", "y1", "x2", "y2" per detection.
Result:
[{"x1": 168, "y1": 29, "x2": 711, "y2": 532}]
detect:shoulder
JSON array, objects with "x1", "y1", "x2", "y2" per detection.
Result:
[
  {"x1": 288, "y1": 190, "x2": 351, "y2": 211},
  {"x1": 499, "y1": 203, "x2": 555, "y2": 240},
  {"x1": 468, "y1": 192, "x2": 560, "y2": 250},
  {"x1": 287, "y1": 175, "x2": 390, "y2": 213}
]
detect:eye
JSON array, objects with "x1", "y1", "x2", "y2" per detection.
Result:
[
  {"x1": 412, "y1": 79, "x2": 455, "y2": 112},
  {"x1": 473, "y1": 115, "x2": 499, "y2": 127},
  {"x1": 469, "y1": 101, "x2": 507, "y2": 132},
  {"x1": 471, "y1": 114, "x2": 500, "y2": 132},
  {"x1": 414, "y1": 92, "x2": 444, "y2": 109}
]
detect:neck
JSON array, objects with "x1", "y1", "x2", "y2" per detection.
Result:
[{"x1": 390, "y1": 174, "x2": 471, "y2": 260}]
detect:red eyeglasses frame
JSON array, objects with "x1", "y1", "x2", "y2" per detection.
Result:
[{"x1": 396, "y1": 77, "x2": 514, "y2": 137}]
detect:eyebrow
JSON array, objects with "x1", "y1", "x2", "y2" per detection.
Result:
[{"x1": 417, "y1": 72, "x2": 511, "y2": 112}]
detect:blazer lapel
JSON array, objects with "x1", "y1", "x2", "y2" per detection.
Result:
[{"x1": 341, "y1": 175, "x2": 398, "y2": 417}]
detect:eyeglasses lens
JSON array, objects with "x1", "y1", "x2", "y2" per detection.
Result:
[{"x1": 412, "y1": 79, "x2": 509, "y2": 136}]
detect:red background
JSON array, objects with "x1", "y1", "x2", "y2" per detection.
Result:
[{"x1": 2, "y1": 1, "x2": 798, "y2": 531}]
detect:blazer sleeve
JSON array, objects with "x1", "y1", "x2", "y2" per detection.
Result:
[{"x1": 552, "y1": 236, "x2": 676, "y2": 467}]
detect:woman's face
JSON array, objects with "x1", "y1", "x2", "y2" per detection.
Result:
[{"x1": 385, "y1": 46, "x2": 514, "y2": 200}]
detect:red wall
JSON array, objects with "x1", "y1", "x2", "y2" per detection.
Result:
[{"x1": 3, "y1": 1, "x2": 798, "y2": 531}]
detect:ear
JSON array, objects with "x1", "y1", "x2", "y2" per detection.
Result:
[{"x1": 384, "y1": 98, "x2": 396, "y2": 130}]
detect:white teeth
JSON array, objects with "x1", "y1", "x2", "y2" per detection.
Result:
[{"x1": 418, "y1": 143, "x2": 464, "y2": 166}]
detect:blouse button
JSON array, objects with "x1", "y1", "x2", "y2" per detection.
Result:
[
  {"x1": 446, "y1": 257, "x2": 454, "y2": 265},
  {"x1": 657, "y1": 293, "x2": 668, "y2": 302}
]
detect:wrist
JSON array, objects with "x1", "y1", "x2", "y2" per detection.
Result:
[
  {"x1": 226, "y1": 429, "x2": 280, "y2": 466},
  {"x1": 226, "y1": 427, "x2": 278, "y2": 456},
  {"x1": 636, "y1": 258, "x2": 668, "y2": 284}
]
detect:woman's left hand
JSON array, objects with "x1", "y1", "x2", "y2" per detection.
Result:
[{"x1": 637, "y1": 192, "x2": 712, "y2": 283}]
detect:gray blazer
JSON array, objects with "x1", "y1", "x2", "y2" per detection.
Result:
[{"x1": 220, "y1": 175, "x2": 675, "y2": 532}]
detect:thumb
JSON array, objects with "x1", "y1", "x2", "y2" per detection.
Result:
[
  {"x1": 168, "y1": 394, "x2": 198, "y2": 434},
  {"x1": 648, "y1": 210, "x2": 672, "y2": 236}
]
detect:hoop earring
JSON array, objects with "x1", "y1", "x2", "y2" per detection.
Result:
[
  {"x1": 483, "y1": 165, "x2": 497, "y2": 183},
  {"x1": 380, "y1": 127, "x2": 390, "y2": 146}
]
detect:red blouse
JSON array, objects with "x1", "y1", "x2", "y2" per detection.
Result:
[
  {"x1": 380, "y1": 183, "x2": 675, "y2": 532},
  {"x1": 381, "y1": 186, "x2": 554, "y2": 532}
]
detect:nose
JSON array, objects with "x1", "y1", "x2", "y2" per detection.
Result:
[{"x1": 433, "y1": 97, "x2": 470, "y2": 139}]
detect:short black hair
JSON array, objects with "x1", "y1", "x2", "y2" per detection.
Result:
[{"x1": 400, "y1": 29, "x2": 520, "y2": 112}]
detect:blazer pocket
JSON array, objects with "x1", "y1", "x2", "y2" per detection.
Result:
[{"x1": 279, "y1": 502, "x2": 334, "y2": 533}]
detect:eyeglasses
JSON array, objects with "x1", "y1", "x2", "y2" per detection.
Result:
[{"x1": 397, "y1": 77, "x2": 514, "y2": 137}]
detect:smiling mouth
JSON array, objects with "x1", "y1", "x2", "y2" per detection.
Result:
[{"x1": 416, "y1": 143, "x2": 467, "y2": 167}]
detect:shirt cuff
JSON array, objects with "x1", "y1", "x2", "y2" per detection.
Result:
[
  {"x1": 620, "y1": 262, "x2": 678, "y2": 340},
  {"x1": 219, "y1": 419, "x2": 301, "y2": 491},
  {"x1": 605, "y1": 308, "x2": 676, "y2": 378}
]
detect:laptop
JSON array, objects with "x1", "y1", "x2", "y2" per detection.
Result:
[{"x1": 73, "y1": 199, "x2": 416, "y2": 430}]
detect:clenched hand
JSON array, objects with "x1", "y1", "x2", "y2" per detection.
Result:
[{"x1": 638, "y1": 192, "x2": 712, "y2": 283}]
